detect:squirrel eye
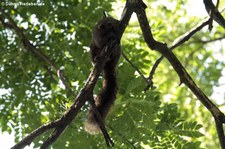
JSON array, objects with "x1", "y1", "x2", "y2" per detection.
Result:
[{"x1": 107, "y1": 22, "x2": 112, "y2": 26}]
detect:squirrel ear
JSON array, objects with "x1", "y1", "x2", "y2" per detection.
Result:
[{"x1": 102, "y1": 11, "x2": 107, "y2": 18}]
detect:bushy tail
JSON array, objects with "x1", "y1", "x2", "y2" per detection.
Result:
[{"x1": 84, "y1": 62, "x2": 118, "y2": 134}]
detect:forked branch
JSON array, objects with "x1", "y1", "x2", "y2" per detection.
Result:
[{"x1": 134, "y1": 0, "x2": 225, "y2": 148}]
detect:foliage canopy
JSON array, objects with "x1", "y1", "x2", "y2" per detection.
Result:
[{"x1": 1, "y1": 0, "x2": 225, "y2": 148}]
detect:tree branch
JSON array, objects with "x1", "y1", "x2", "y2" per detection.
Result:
[
  {"x1": 4, "y1": 1, "x2": 133, "y2": 148},
  {"x1": 146, "y1": 4, "x2": 225, "y2": 91},
  {"x1": 145, "y1": 18, "x2": 211, "y2": 91},
  {"x1": 11, "y1": 120, "x2": 60, "y2": 149},
  {"x1": 0, "y1": 8, "x2": 59, "y2": 71},
  {"x1": 122, "y1": 52, "x2": 151, "y2": 88},
  {"x1": 88, "y1": 94, "x2": 114, "y2": 146},
  {"x1": 134, "y1": 0, "x2": 225, "y2": 148},
  {"x1": 203, "y1": 0, "x2": 225, "y2": 29},
  {"x1": 3, "y1": 0, "x2": 225, "y2": 148}
]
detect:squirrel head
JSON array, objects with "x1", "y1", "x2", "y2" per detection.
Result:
[{"x1": 95, "y1": 17, "x2": 119, "y2": 34}]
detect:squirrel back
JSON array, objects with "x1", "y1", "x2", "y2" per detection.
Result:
[{"x1": 84, "y1": 17, "x2": 121, "y2": 134}]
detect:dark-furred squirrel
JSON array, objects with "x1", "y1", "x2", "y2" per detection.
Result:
[{"x1": 84, "y1": 17, "x2": 121, "y2": 134}]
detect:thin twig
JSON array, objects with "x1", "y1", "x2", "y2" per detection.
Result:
[
  {"x1": 122, "y1": 52, "x2": 151, "y2": 87},
  {"x1": 108, "y1": 125, "x2": 137, "y2": 149}
]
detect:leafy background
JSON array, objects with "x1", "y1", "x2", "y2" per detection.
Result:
[{"x1": 1, "y1": 0, "x2": 225, "y2": 148}]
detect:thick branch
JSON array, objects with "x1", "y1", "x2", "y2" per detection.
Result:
[
  {"x1": 9, "y1": 1, "x2": 134, "y2": 147},
  {"x1": 145, "y1": 18, "x2": 211, "y2": 91},
  {"x1": 39, "y1": 1, "x2": 135, "y2": 146},
  {"x1": 40, "y1": 41, "x2": 121, "y2": 148},
  {"x1": 134, "y1": 0, "x2": 225, "y2": 148},
  {"x1": 136, "y1": 0, "x2": 225, "y2": 122},
  {"x1": 11, "y1": 120, "x2": 60, "y2": 149},
  {"x1": 0, "y1": 8, "x2": 126, "y2": 149},
  {"x1": 203, "y1": 0, "x2": 225, "y2": 29},
  {"x1": 146, "y1": 3, "x2": 225, "y2": 90}
]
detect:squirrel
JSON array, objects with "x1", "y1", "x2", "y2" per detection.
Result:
[{"x1": 84, "y1": 17, "x2": 121, "y2": 134}]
